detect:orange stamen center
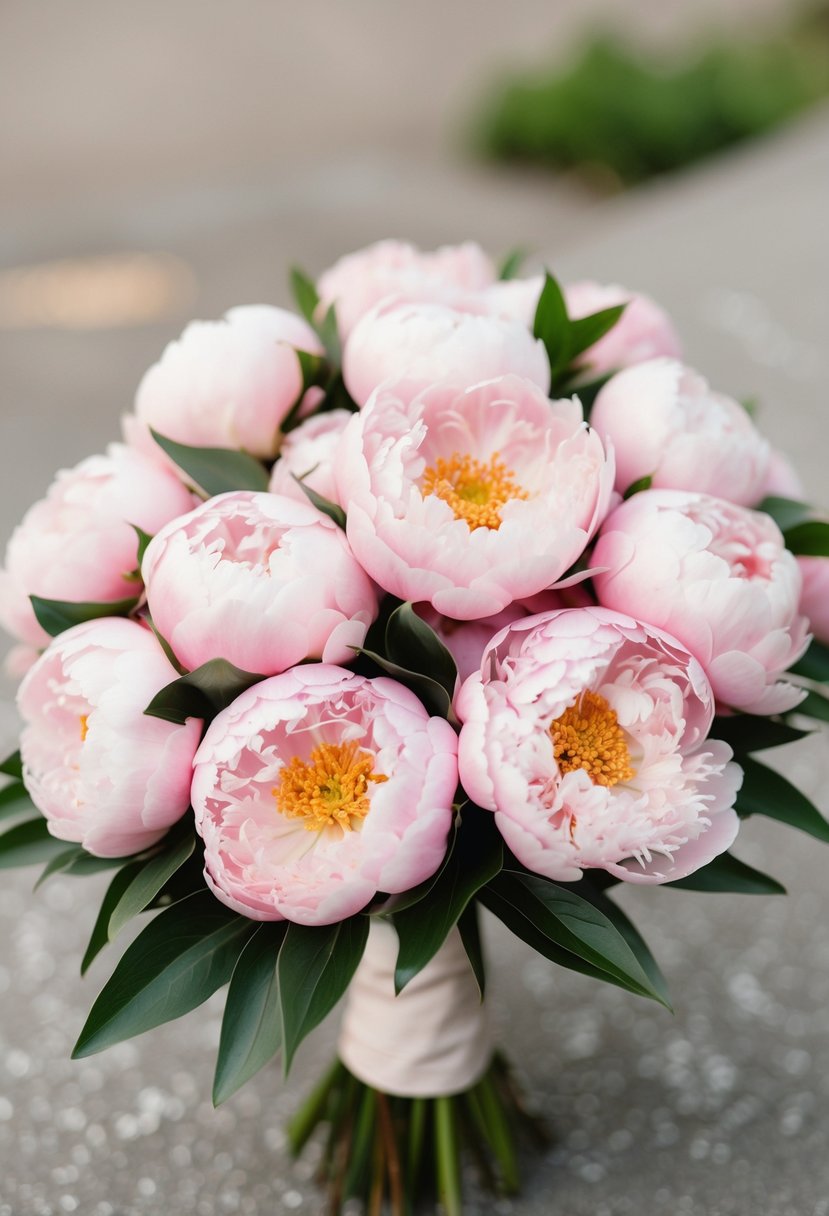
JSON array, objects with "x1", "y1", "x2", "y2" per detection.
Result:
[
  {"x1": 550, "y1": 691, "x2": 635, "y2": 788},
  {"x1": 79, "y1": 714, "x2": 89, "y2": 743},
  {"x1": 273, "y1": 740, "x2": 387, "y2": 833},
  {"x1": 422, "y1": 450, "x2": 527, "y2": 531}
]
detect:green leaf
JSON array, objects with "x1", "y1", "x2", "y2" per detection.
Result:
[
  {"x1": 369, "y1": 813, "x2": 461, "y2": 916},
  {"x1": 622, "y1": 474, "x2": 653, "y2": 500},
  {"x1": 791, "y1": 640, "x2": 829, "y2": 684},
  {"x1": 144, "y1": 657, "x2": 264, "y2": 725},
  {"x1": 213, "y1": 923, "x2": 287, "y2": 1104},
  {"x1": 792, "y1": 688, "x2": 829, "y2": 724},
  {"x1": 533, "y1": 272, "x2": 571, "y2": 379},
  {"x1": 759, "y1": 496, "x2": 813, "y2": 532},
  {"x1": 131, "y1": 525, "x2": 154, "y2": 571},
  {"x1": 498, "y1": 248, "x2": 526, "y2": 280},
  {"x1": 34, "y1": 845, "x2": 86, "y2": 890},
  {"x1": 385, "y1": 602, "x2": 458, "y2": 703},
  {"x1": 0, "y1": 817, "x2": 70, "y2": 869},
  {"x1": 31, "y1": 594, "x2": 139, "y2": 638},
  {"x1": 570, "y1": 372, "x2": 613, "y2": 416},
  {"x1": 488, "y1": 871, "x2": 669, "y2": 1006},
  {"x1": 72, "y1": 891, "x2": 254, "y2": 1057},
  {"x1": 0, "y1": 750, "x2": 23, "y2": 780},
  {"x1": 291, "y1": 475, "x2": 347, "y2": 529},
  {"x1": 0, "y1": 781, "x2": 36, "y2": 821},
  {"x1": 356, "y1": 649, "x2": 453, "y2": 721},
  {"x1": 107, "y1": 834, "x2": 196, "y2": 941},
  {"x1": 568, "y1": 303, "x2": 626, "y2": 362},
  {"x1": 457, "y1": 901, "x2": 487, "y2": 1000},
  {"x1": 277, "y1": 915, "x2": 369, "y2": 1073},
  {"x1": 735, "y1": 756, "x2": 829, "y2": 843},
  {"x1": 393, "y1": 809, "x2": 502, "y2": 992},
  {"x1": 149, "y1": 430, "x2": 269, "y2": 496},
  {"x1": 295, "y1": 348, "x2": 327, "y2": 394},
  {"x1": 290, "y1": 266, "x2": 320, "y2": 325},
  {"x1": 665, "y1": 851, "x2": 785, "y2": 895},
  {"x1": 578, "y1": 883, "x2": 671, "y2": 1009},
  {"x1": 316, "y1": 303, "x2": 342, "y2": 366},
  {"x1": 81, "y1": 862, "x2": 145, "y2": 975},
  {"x1": 712, "y1": 714, "x2": 810, "y2": 753},
  {"x1": 784, "y1": 519, "x2": 829, "y2": 557}
]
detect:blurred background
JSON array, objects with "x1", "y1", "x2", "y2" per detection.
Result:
[{"x1": 1, "y1": 3, "x2": 828, "y2": 1214}]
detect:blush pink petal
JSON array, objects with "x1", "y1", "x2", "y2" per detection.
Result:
[
  {"x1": 268, "y1": 409, "x2": 353, "y2": 506},
  {"x1": 798, "y1": 557, "x2": 829, "y2": 644}
]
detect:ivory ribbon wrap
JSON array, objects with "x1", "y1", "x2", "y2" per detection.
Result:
[{"x1": 337, "y1": 919, "x2": 492, "y2": 1098}]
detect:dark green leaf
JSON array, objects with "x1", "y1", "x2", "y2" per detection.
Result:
[
  {"x1": 578, "y1": 884, "x2": 670, "y2": 1009},
  {"x1": 385, "y1": 602, "x2": 458, "y2": 702},
  {"x1": 759, "y1": 496, "x2": 813, "y2": 532},
  {"x1": 108, "y1": 834, "x2": 196, "y2": 941},
  {"x1": 622, "y1": 474, "x2": 653, "y2": 501},
  {"x1": 791, "y1": 640, "x2": 829, "y2": 683},
  {"x1": 144, "y1": 658, "x2": 264, "y2": 725},
  {"x1": 568, "y1": 303, "x2": 626, "y2": 361},
  {"x1": 31, "y1": 594, "x2": 139, "y2": 638},
  {"x1": 0, "y1": 817, "x2": 69, "y2": 868},
  {"x1": 393, "y1": 809, "x2": 502, "y2": 992},
  {"x1": 570, "y1": 372, "x2": 613, "y2": 416},
  {"x1": 0, "y1": 781, "x2": 36, "y2": 821},
  {"x1": 145, "y1": 615, "x2": 187, "y2": 677},
  {"x1": 457, "y1": 901, "x2": 487, "y2": 1000},
  {"x1": 149, "y1": 430, "x2": 269, "y2": 496},
  {"x1": 369, "y1": 813, "x2": 461, "y2": 916},
  {"x1": 81, "y1": 862, "x2": 146, "y2": 975},
  {"x1": 532, "y1": 272, "x2": 571, "y2": 379},
  {"x1": 213, "y1": 922, "x2": 287, "y2": 1105},
  {"x1": 291, "y1": 475, "x2": 347, "y2": 529},
  {"x1": 290, "y1": 266, "x2": 320, "y2": 325},
  {"x1": 72, "y1": 891, "x2": 254, "y2": 1057},
  {"x1": 792, "y1": 688, "x2": 829, "y2": 724},
  {"x1": 34, "y1": 845, "x2": 86, "y2": 890},
  {"x1": 498, "y1": 248, "x2": 526, "y2": 280},
  {"x1": 277, "y1": 915, "x2": 369, "y2": 1073},
  {"x1": 735, "y1": 756, "x2": 829, "y2": 843},
  {"x1": 0, "y1": 750, "x2": 23, "y2": 779},
  {"x1": 316, "y1": 303, "x2": 342, "y2": 366},
  {"x1": 712, "y1": 714, "x2": 810, "y2": 753},
  {"x1": 130, "y1": 525, "x2": 154, "y2": 572},
  {"x1": 784, "y1": 520, "x2": 829, "y2": 557},
  {"x1": 295, "y1": 348, "x2": 327, "y2": 394},
  {"x1": 355, "y1": 649, "x2": 453, "y2": 721},
  {"x1": 665, "y1": 851, "x2": 785, "y2": 895}
]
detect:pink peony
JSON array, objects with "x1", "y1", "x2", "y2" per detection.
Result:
[
  {"x1": 317, "y1": 239, "x2": 495, "y2": 339},
  {"x1": 268, "y1": 408, "x2": 353, "y2": 506},
  {"x1": 335, "y1": 375, "x2": 614, "y2": 620},
  {"x1": 342, "y1": 300, "x2": 550, "y2": 407},
  {"x1": 126, "y1": 305, "x2": 323, "y2": 460},
  {"x1": 593, "y1": 490, "x2": 809, "y2": 714},
  {"x1": 18, "y1": 618, "x2": 201, "y2": 857},
  {"x1": 142, "y1": 491, "x2": 377, "y2": 675},
  {"x1": 0, "y1": 443, "x2": 194, "y2": 652},
  {"x1": 564, "y1": 281, "x2": 681, "y2": 376},
  {"x1": 456, "y1": 607, "x2": 741, "y2": 884},
  {"x1": 191, "y1": 664, "x2": 458, "y2": 925},
  {"x1": 590, "y1": 358, "x2": 770, "y2": 504},
  {"x1": 798, "y1": 557, "x2": 829, "y2": 644}
]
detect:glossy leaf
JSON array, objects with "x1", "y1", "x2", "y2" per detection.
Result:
[
  {"x1": 0, "y1": 750, "x2": 22, "y2": 780},
  {"x1": 758, "y1": 496, "x2": 812, "y2": 532},
  {"x1": 791, "y1": 640, "x2": 829, "y2": 684},
  {"x1": 0, "y1": 817, "x2": 69, "y2": 869},
  {"x1": 144, "y1": 657, "x2": 263, "y2": 725},
  {"x1": 356, "y1": 648, "x2": 453, "y2": 721},
  {"x1": 457, "y1": 901, "x2": 487, "y2": 1000},
  {"x1": 568, "y1": 303, "x2": 626, "y2": 361},
  {"x1": 792, "y1": 688, "x2": 829, "y2": 724},
  {"x1": 532, "y1": 272, "x2": 571, "y2": 378},
  {"x1": 712, "y1": 714, "x2": 809, "y2": 753},
  {"x1": 290, "y1": 266, "x2": 320, "y2": 324},
  {"x1": 385, "y1": 602, "x2": 458, "y2": 702},
  {"x1": 577, "y1": 883, "x2": 670, "y2": 1009},
  {"x1": 34, "y1": 845, "x2": 86, "y2": 890},
  {"x1": 31, "y1": 594, "x2": 139, "y2": 638},
  {"x1": 0, "y1": 781, "x2": 36, "y2": 821},
  {"x1": 213, "y1": 922, "x2": 287, "y2": 1105},
  {"x1": 107, "y1": 833, "x2": 196, "y2": 941},
  {"x1": 130, "y1": 525, "x2": 154, "y2": 574},
  {"x1": 81, "y1": 862, "x2": 145, "y2": 975},
  {"x1": 666, "y1": 851, "x2": 785, "y2": 895},
  {"x1": 277, "y1": 915, "x2": 369, "y2": 1073},
  {"x1": 735, "y1": 756, "x2": 829, "y2": 843},
  {"x1": 72, "y1": 891, "x2": 254, "y2": 1057},
  {"x1": 292, "y1": 475, "x2": 347, "y2": 529},
  {"x1": 784, "y1": 519, "x2": 829, "y2": 557},
  {"x1": 149, "y1": 430, "x2": 269, "y2": 496},
  {"x1": 622, "y1": 474, "x2": 653, "y2": 501}
]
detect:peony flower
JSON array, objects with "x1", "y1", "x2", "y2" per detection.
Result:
[
  {"x1": 335, "y1": 375, "x2": 614, "y2": 620},
  {"x1": 191, "y1": 664, "x2": 458, "y2": 925},
  {"x1": 593, "y1": 490, "x2": 809, "y2": 714},
  {"x1": 759, "y1": 448, "x2": 805, "y2": 502},
  {"x1": 126, "y1": 305, "x2": 323, "y2": 460},
  {"x1": 142, "y1": 491, "x2": 377, "y2": 675},
  {"x1": 798, "y1": 557, "x2": 829, "y2": 644},
  {"x1": 0, "y1": 443, "x2": 194, "y2": 652},
  {"x1": 590, "y1": 358, "x2": 770, "y2": 504},
  {"x1": 317, "y1": 238, "x2": 495, "y2": 339},
  {"x1": 456, "y1": 606, "x2": 741, "y2": 884},
  {"x1": 18, "y1": 618, "x2": 201, "y2": 857},
  {"x1": 268, "y1": 408, "x2": 353, "y2": 506},
  {"x1": 342, "y1": 300, "x2": 551, "y2": 407}
]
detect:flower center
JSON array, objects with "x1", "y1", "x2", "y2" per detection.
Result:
[
  {"x1": 273, "y1": 740, "x2": 388, "y2": 833},
  {"x1": 79, "y1": 714, "x2": 89, "y2": 742},
  {"x1": 421, "y1": 450, "x2": 527, "y2": 531},
  {"x1": 550, "y1": 690, "x2": 635, "y2": 788}
]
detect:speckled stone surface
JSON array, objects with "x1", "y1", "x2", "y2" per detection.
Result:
[{"x1": 1, "y1": 114, "x2": 829, "y2": 1214}]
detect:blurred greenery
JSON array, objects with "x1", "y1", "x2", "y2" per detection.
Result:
[{"x1": 473, "y1": 5, "x2": 829, "y2": 188}]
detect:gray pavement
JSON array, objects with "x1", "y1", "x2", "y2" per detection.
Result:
[{"x1": 1, "y1": 45, "x2": 829, "y2": 1216}]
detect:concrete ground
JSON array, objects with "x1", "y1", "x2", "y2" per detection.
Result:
[{"x1": 1, "y1": 3, "x2": 828, "y2": 1213}]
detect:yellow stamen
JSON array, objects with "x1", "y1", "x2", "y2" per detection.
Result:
[
  {"x1": 550, "y1": 691, "x2": 635, "y2": 788},
  {"x1": 422, "y1": 450, "x2": 527, "y2": 531},
  {"x1": 273, "y1": 740, "x2": 387, "y2": 833},
  {"x1": 79, "y1": 714, "x2": 89, "y2": 743}
]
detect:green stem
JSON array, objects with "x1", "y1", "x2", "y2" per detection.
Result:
[
  {"x1": 434, "y1": 1096, "x2": 463, "y2": 1216},
  {"x1": 474, "y1": 1072, "x2": 521, "y2": 1195},
  {"x1": 287, "y1": 1056, "x2": 345, "y2": 1157}
]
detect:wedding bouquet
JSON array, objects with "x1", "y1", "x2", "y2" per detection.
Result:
[{"x1": 2, "y1": 239, "x2": 828, "y2": 1215}]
